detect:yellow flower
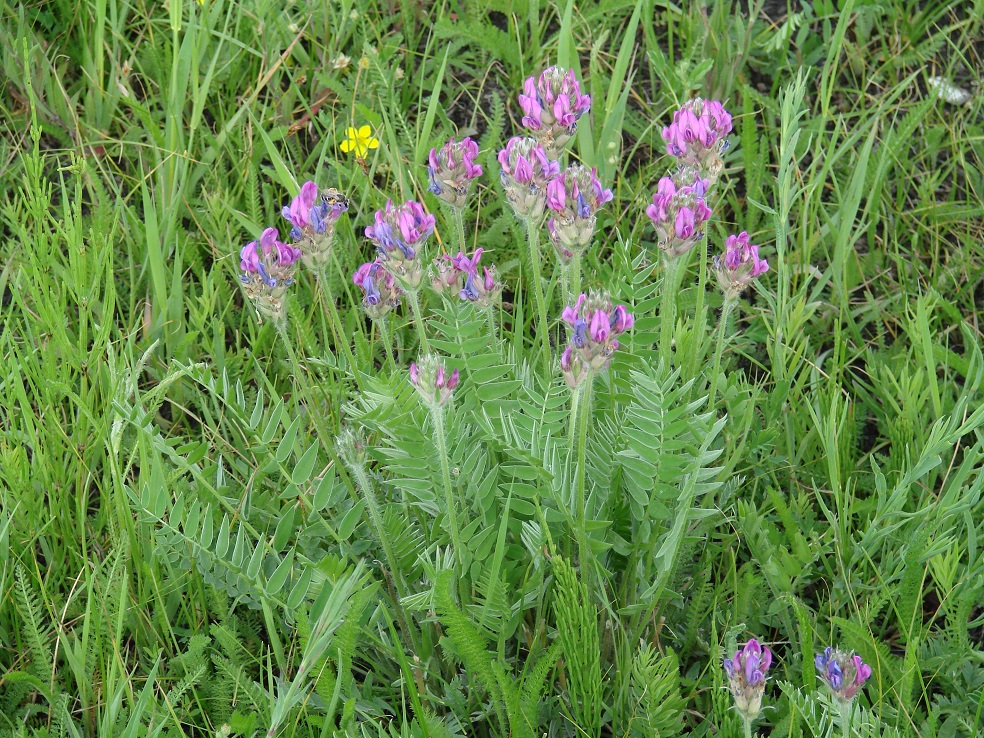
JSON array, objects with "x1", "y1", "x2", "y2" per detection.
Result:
[{"x1": 339, "y1": 125, "x2": 379, "y2": 157}]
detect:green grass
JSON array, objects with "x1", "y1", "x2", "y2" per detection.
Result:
[{"x1": 1, "y1": 0, "x2": 983, "y2": 736}]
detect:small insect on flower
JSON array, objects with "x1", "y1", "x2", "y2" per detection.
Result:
[{"x1": 340, "y1": 125, "x2": 380, "y2": 158}]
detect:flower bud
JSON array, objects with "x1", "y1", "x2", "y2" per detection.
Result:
[
  {"x1": 409, "y1": 354, "x2": 460, "y2": 408},
  {"x1": 661, "y1": 99, "x2": 732, "y2": 188},
  {"x1": 428, "y1": 137, "x2": 484, "y2": 208},
  {"x1": 560, "y1": 291, "x2": 634, "y2": 376},
  {"x1": 366, "y1": 199, "x2": 435, "y2": 291},
  {"x1": 645, "y1": 175, "x2": 712, "y2": 258},
  {"x1": 723, "y1": 638, "x2": 772, "y2": 724},
  {"x1": 712, "y1": 231, "x2": 769, "y2": 299},
  {"x1": 240, "y1": 227, "x2": 302, "y2": 326},
  {"x1": 353, "y1": 259, "x2": 401, "y2": 319},
  {"x1": 281, "y1": 181, "x2": 349, "y2": 271},
  {"x1": 518, "y1": 66, "x2": 591, "y2": 158},
  {"x1": 545, "y1": 165, "x2": 613, "y2": 254},
  {"x1": 816, "y1": 647, "x2": 872, "y2": 703},
  {"x1": 497, "y1": 137, "x2": 560, "y2": 222}
]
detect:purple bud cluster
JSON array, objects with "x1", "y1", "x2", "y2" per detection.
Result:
[
  {"x1": 428, "y1": 137, "x2": 484, "y2": 208},
  {"x1": 645, "y1": 175, "x2": 713, "y2": 258},
  {"x1": 281, "y1": 180, "x2": 349, "y2": 270},
  {"x1": 560, "y1": 292, "x2": 634, "y2": 389},
  {"x1": 498, "y1": 137, "x2": 561, "y2": 222},
  {"x1": 239, "y1": 227, "x2": 302, "y2": 325},
  {"x1": 713, "y1": 232, "x2": 769, "y2": 299},
  {"x1": 723, "y1": 638, "x2": 772, "y2": 724},
  {"x1": 410, "y1": 354, "x2": 460, "y2": 408},
  {"x1": 365, "y1": 199, "x2": 436, "y2": 291},
  {"x1": 353, "y1": 259, "x2": 401, "y2": 319},
  {"x1": 432, "y1": 248, "x2": 502, "y2": 308},
  {"x1": 546, "y1": 165, "x2": 613, "y2": 260},
  {"x1": 518, "y1": 66, "x2": 591, "y2": 158},
  {"x1": 661, "y1": 98, "x2": 732, "y2": 186},
  {"x1": 815, "y1": 647, "x2": 872, "y2": 703}
]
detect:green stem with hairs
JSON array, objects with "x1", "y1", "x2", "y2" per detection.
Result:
[
  {"x1": 484, "y1": 304, "x2": 500, "y2": 354},
  {"x1": 525, "y1": 217, "x2": 551, "y2": 374},
  {"x1": 570, "y1": 251, "x2": 582, "y2": 304},
  {"x1": 348, "y1": 458, "x2": 405, "y2": 597},
  {"x1": 574, "y1": 376, "x2": 594, "y2": 587},
  {"x1": 743, "y1": 717, "x2": 754, "y2": 738},
  {"x1": 707, "y1": 296, "x2": 736, "y2": 411},
  {"x1": 452, "y1": 205, "x2": 467, "y2": 255},
  {"x1": 840, "y1": 700, "x2": 853, "y2": 738},
  {"x1": 431, "y1": 405, "x2": 466, "y2": 597},
  {"x1": 377, "y1": 315, "x2": 397, "y2": 371},
  {"x1": 658, "y1": 255, "x2": 683, "y2": 369},
  {"x1": 405, "y1": 289, "x2": 430, "y2": 353}
]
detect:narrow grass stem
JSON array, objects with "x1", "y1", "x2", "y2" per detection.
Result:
[
  {"x1": 707, "y1": 297, "x2": 736, "y2": 411},
  {"x1": 743, "y1": 717, "x2": 754, "y2": 738},
  {"x1": 658, "y1": 255, "x2": 682, "y2": 368},
  {"x1": 275, "y1": 322, "x2": 335, "y2": 442},
  {"x1": 524, "y1": 217, "x2": 551, "y2": 374},
  {"x1": 315, "y1": 267, "x2": 361, "y2": 386},
  {"x1": 405, "y1": 289, "x2": 430, "y2": 353},
  {"x1": 431, "y1": 405, "x2": 466, "y2": 597}
]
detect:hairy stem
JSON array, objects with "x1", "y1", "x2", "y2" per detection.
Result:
[
  {"x1": 405, "y1": 289, "x2": 430, "y2": 353},
  {"x1": 707, "y1": 297, "x2": 736, "y2": 411},
  {"x1": 574, "y1": 376, "x2": 594, "y2": 587},
  {"x1": 377, "y1": 315, "x2": 398, "y2": 371},
  {"x1": 658, "y1": 255, "x2": 682, "y2": 369},
  {"x1": 452, "y1": 205, "x2": 467, "y2": 255},
  {"x1": 431, "y1": 405, "x2": 466, "y2": 596},
  {"x1": 525, "y1": 217, "x2": 551, "y2": 374}
]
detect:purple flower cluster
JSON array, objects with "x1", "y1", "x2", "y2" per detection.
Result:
[
  {"x1": 239, "y1": 227, "x2": 303, "y2": 325},
  {"x1": 410, "y1": 354, "x2": 460, "y2": 408},
  {"x1": 428, "y1": 137, "x2": 484, "y2": 208},
  {"x1": 646, "y1": 175, "x2": 713, "y2": 258},
  {"x1": 816, "y1": 647, "x2": 872, "y2": 703},
  {"x1": 661, "y1": 98, "x2": 732, "y2": 185},
  {"x1": 722, "y1": 638, "x2": 772, "y2": 723},
  {"x1": 432, "y1": 248, "x2": 502, "y2": 308},
  {"x1": 353, "y1": 259, "x2": 401, "y2": 319},
  {"x1": 498, "y1": 137, "x2": 561, "y2": 222},
  {"x1": 281, "y1": 180, "x2": 349, "y2": 270},
  {"x1": 560, "y1": 292, "x2": 634, "y2": 389},
  {"x1": 365, "y1": 199, "x2": 436, "y2": 291},
  {"x1": 518, "y1": 66, "x2": 591, "y2": 158},
  {"x1": 713, "y1": 231, "x2": 769, "y2": 299},
  {"x1": 546, "y1": 165, "x2": 614, "y2": 259}
]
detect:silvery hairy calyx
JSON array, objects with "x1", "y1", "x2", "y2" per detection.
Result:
[
  {"x1": 559, "y1": 291, "x2": 634, "y2": 390},
  {"x1": 353, "y1": 259, "x2": 401, "y2": 320},
  {"x1": 427, "y1": 137, "x2": 483, "y2": 209}
]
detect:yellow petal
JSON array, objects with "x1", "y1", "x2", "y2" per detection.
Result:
[
  {"x1": 340, "y1": 139, "x2": 353, "y2": 153},
  {"x1": 346, "y1": 127, "x2": 359, "y2": 139},
  {"x1": 366, "y1": 136, "x2": 379, "y2": 149},
  {"x1": 355, "y1": 143, "x2": 368, "y2": 157},
  {"x1": 357, "y1": 125, "x2": 372, "y2": 139}
]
